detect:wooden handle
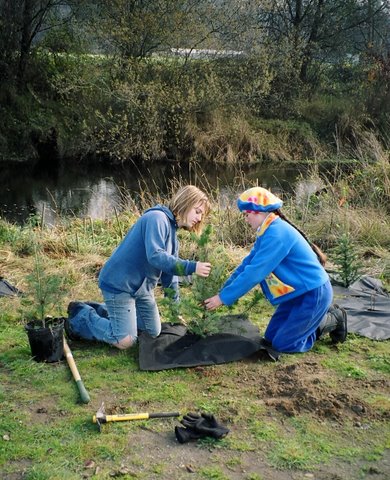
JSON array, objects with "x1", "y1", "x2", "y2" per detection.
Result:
[{"x1": 63, "y1": 338, "x2": 90, "y2": 404}]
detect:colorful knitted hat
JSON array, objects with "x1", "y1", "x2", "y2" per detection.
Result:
[{"x1": 237, "y1": 187, "x2": 283, "y2": 212}]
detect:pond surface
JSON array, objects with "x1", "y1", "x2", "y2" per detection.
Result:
[{"x1": 0, "y1": 160, "x2": 317, "y2": 225}]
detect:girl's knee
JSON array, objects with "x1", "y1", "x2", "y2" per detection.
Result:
[
  {"x1": 271, "y1": 339, "x2": 291, "y2": 353},
  {"x1": 114, "y1": 335, "x2": 135, "y2": 350},
  {"x1": 272, "y1": 336, "x2": 313, "y2": 353},
  {"x1": 148, "y1": 323, "x2": 161, "y2": 338}
]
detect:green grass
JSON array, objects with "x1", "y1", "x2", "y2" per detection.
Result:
[
  {"x1": 1, "y1": 321, "x2": 389, "y2": 478},
  {"x1": 0, "y1": 174, "x2": 389, "y2": 479}
]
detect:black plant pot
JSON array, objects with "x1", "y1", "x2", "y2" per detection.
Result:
[{"x1": 25, "y1": 317, "x2": 65, "y2": 362}]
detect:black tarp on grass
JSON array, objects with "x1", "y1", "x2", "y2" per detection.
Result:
[
  {"x1": 332, "y1": 276, "x2": 390, "y2": 340},
  {"x1": 138, "y1": 314, "x2": 280, "y2": 371},
  {"x1": 0, "y1": 277, "x2": 21, "y2": 297},
  {"x1": 139, "y1": 276, "x2": 390, "y2": 371},
  {"x1": 66, "y1": 276, "x2": 388, "y2": 371}
]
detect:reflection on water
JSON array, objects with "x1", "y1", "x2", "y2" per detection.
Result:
[{"x1": 0, "y1": 161, "x2": 308, "y2": 225}]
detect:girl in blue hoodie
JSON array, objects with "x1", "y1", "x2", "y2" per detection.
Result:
[
  {"x1": 65, "y1": 185, "x2": 211, "y2": 349},
  {"x1": 204, "y1": 187, "x2": 347, "y2": 354}
]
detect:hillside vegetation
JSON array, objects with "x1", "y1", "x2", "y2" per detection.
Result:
[{"x1": 1, "y1": 2, "x2": 390, "y2": 166}]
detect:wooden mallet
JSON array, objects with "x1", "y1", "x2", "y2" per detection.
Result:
[{"x1": 63, "y1": 337, "x2": 90, "y2": 404}]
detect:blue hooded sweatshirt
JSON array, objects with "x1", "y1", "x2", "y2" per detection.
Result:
[{"x1": 98, "y1": 205, "x2": 197, "y2": 297}]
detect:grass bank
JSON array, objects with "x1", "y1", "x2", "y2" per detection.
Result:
[{"x1": 0, "y1": 166, "x2": 389, "y2": 479}]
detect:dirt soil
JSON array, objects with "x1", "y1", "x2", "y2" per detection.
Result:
[
  {"x1": 3, "y1": 355, "x2": 389, "y2": 480},
  {"x1": 81, "y1": 358, "x2": 390, "y2": 480}
]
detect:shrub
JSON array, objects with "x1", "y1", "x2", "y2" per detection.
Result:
[{"x1": 329, "y1": 233, "x2": 363, "y2": 287}]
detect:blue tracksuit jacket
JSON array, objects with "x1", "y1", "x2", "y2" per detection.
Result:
[{"x1": 219, "y1": 215, "x2": 329, "y2": 306}]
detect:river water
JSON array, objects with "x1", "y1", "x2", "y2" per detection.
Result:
[{"x1": 0, "y1": 160, "x2": 318, "y2": 226}]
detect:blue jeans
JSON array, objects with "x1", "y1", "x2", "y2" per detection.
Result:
[
  {"x1": 264, "y1": 280, "x2": 333, "y2": 353},
  {"x1": 69, "y1": 289, "x2": 161, "y2": 345}
]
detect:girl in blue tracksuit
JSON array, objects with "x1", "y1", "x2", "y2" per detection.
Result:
[
  {"x1": 66, "y1": 185, "x2": 211, "y2": 349},
  {"x1": 204, "y1": 187, "x2": 347, "y2": 354}
]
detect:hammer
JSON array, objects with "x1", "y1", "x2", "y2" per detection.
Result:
[{"x1": 93, "y1": 402, "x2": 180, "y2": 432}]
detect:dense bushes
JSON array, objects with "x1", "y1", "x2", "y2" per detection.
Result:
[{"x1": 0, "y1": 51, "x2": 388, "y2": 165}]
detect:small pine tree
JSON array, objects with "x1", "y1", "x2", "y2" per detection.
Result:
[
  {"x1": 22, "y1": 241, "x2": 68, "y2": 325},
  {"x1": 331, "y1": 233, "x2": 363, "y2": 287},
  {"x1": 161, "y1": 224, "x2": 230, "y2": 337},
  {"x1": 184, "y1": 224, "x2": 230, "y2": 337},
  {"x1": 243, "y1": 289, "x2": 264, "y2": 314},
  {"x1": 159, "y1": 286, "x2": 182, "y2": 325}
]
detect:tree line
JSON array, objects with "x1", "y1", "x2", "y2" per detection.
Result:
[{"x1": 1, "y1": 1, "x2": 389, "y2": 164}]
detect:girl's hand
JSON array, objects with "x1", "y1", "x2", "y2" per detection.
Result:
[
  {"x1": 203, "y1": 295, "x2": 222, "y2": 310},
  {"x1": 195, "y1": 262, "x2": 211, "y2": 277}
]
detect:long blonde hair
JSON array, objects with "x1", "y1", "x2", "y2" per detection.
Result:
[{"x1": 169, "y1": 185, "x2": 210, "y2": 235}]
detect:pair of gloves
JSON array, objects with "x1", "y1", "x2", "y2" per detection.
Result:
[{"x1": 175, "y1": 412, "x2": 229, "y2": 444}]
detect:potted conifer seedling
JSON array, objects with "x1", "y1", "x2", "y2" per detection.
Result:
[{"x1": 23, "y1": 242, "x2": 66, "y2": 362}]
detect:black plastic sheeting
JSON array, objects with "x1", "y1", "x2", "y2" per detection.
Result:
[
  {"x1": 139, "y1": 276, "x2": 389, "y2": 371},
  {"x1": 138, "y1": 314, "x2": 280, "y2": 371},
  {"x1": 0, "y1": 277, "x2": 21, "y2": 297},
  {"x1": 332, "y1": 276, "x2": 390, "y2": 341}
]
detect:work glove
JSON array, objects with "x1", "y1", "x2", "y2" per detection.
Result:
[
  {"x1": 180, "y1": 412, "x2": 229, "y2": 440},
  {"x1": 174, "y1": 426, "x2": 204, "y2": 444}
]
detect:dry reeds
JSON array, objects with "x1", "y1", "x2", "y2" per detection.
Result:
[{"x1": 1, "y1": 156, "x2": 389, "y2": 309}]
